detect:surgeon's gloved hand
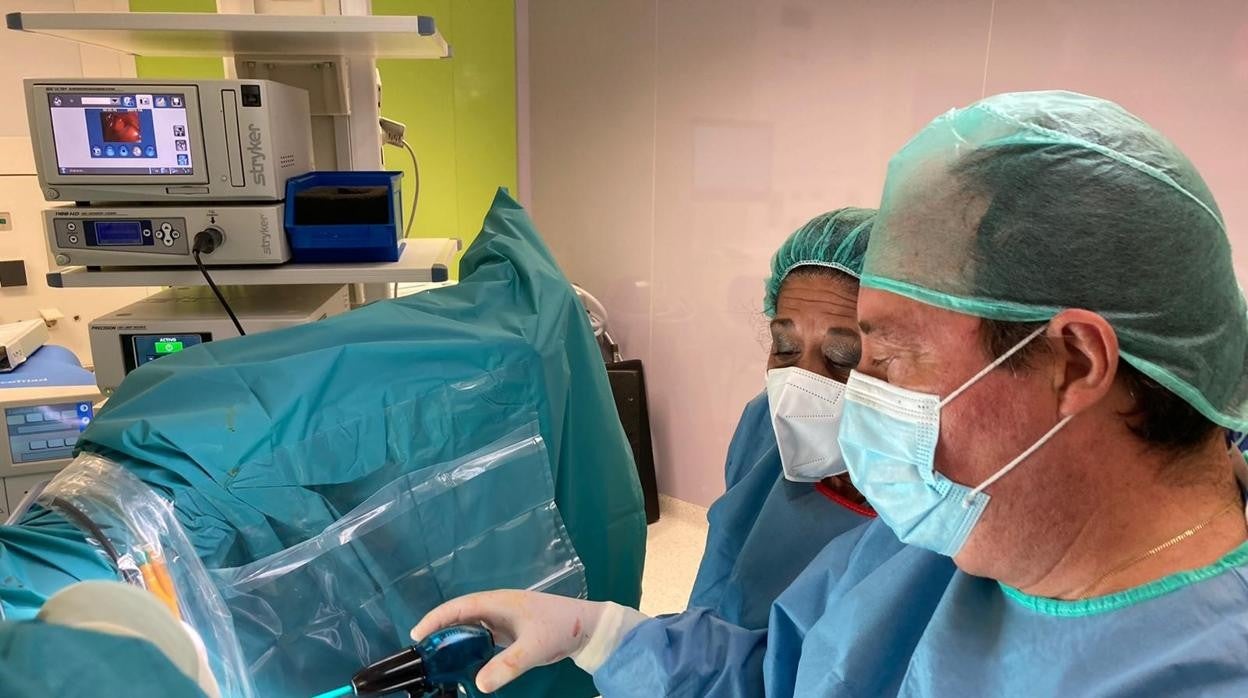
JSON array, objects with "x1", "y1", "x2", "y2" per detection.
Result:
[{"x1": 411, "y1": 590, "x2": 649, "y2": 693}]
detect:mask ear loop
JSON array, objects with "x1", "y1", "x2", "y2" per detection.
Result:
[
  {"x1": 962, "y1": 414, "x2": 1074, "y2": 507},
  {"x1": 938, "y1": 324, "x2": 1050, "y2": 408},
  {"x1": 935, "y1": 322, "x2": 1063, "y2": 508},
  {"x1": 1232, "y1": 431, "x2": 1248, "y2": 454}
]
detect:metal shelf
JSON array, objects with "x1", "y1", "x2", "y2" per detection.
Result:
[
  {"x1": 46, "y1": 238, "x2": 459, "y2": 288},
  {"x1": 5, "y1": 12, "x2": 450, "y2": 58}
]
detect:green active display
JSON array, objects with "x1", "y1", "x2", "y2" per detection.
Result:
[{"x1": 130, "y1": 333, "x2": 207, "y2": 368}]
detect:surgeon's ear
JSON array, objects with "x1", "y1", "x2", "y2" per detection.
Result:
[{"x1": 1046, "y1": 310, "x2": 1119, "y2": 417}]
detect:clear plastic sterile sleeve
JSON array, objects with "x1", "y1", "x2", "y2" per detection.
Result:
[
  {"x1": 210, "y1": 423, "x2": 587, "y2": 697},
  {"x1": 36, "y1": 453, "x2": 254, "y2": 698},
  {"x1": 37, "y1": 422, "x2": 587, "y2": 698}
]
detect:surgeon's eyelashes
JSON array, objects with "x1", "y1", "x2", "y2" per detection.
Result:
[
  {"x1": 770, "y1": 336, "x2": 801, "y2": 358},
  {"x1": 823, "y1": 331, "x2": 861, "y2": 374},
  {"x1": 863, "y1": 353, "x2": 895, "y2": 379},
  {"x1": 770, "y1": 334, "x2": 861, "y2": 382}
]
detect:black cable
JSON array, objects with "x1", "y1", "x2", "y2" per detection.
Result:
[
  {"x1": 48, "y1": 497, "x2": 120, "y2": 564},
  {"x1": 47, "y1": 495, "x2": 140, "y2": 578},
  {"x1": 192, "y1": 229, "x2": 246, "y2": 337},
  {"x1": 47, "y1": 497, "x2": 144, "y2": 586}
]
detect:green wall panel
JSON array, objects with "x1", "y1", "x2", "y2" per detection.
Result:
[
  {"x1": 375, "y1": 0, "x2": 518, "y2": 274},
  {"x1": 130, "y1": 0, "x2": 225, "y2": 79}
]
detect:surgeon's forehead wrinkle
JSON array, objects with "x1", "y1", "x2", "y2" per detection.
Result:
[{"x1": 777, "y1": 271, "x2": 859, "y2": 315}]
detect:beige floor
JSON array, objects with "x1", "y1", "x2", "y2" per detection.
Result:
[
  {"x1": 590, "y1": 496, "x2": 709, "y2": 698},
  {"x1": 639, "y1": 495, "x2": 710, "y2": 616}
]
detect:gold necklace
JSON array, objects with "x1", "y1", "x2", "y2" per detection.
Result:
[{"x1": 1077, "y1": 499, "x2": 1242, "y2": 597}]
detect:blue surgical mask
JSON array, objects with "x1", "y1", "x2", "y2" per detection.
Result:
[{"x1": 838, "y1": 325, "x2": 1072, "y2": 557}]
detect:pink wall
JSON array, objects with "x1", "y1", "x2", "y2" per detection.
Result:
[{"x1": 527, "y1": 0, "x2": 1248, "y2": 507}]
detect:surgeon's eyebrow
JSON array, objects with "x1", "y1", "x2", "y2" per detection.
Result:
[
  {"x1": 769, "y1": 319, "x2": 800, "y2": 352},
  {"x1": 858, "y1": 320, "x2": 888, "y2": 337},
  {"x1": 858, "y1": 320, "x2": 917, "y2": 348}
]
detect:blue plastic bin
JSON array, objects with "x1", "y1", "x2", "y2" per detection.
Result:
[{"x1": 284, "y1": 171, "x2": 404, "y2": 263}]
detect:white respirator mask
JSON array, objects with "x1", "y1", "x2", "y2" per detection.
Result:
[{"x1": 766, "y1": 367, "x2": 849, "y2": 482}]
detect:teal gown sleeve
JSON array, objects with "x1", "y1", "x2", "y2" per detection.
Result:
[
  {"x1": 0, "y1": 509, "x2": 117, "y2": 620},
  {"x1": 0, "y1": 621, "x2": 206, "y2": 697}
]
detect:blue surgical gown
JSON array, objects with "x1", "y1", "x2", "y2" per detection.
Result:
[
  {"x1": 596, "y1": 520, "x2": 954, "y2": 696},
  {"x1": 688, "y1": 392, "x2": 872, "y2": 629},
  {"x1": 598, "y1": 516, "x2": 1248, "y2": 696}
]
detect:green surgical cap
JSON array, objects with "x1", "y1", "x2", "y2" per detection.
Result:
[
  {"x1": 866, "y1": 90, "x2": 1248, "y2": 431},
  {"x1": 764, "y1": 207, "x2": 875, "y2": 317}
]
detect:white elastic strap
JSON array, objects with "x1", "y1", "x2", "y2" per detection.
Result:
[
  {"x1": 940, "y1": 324, "x2": 1049, "y2": 407},
  {"x1": 1235, "y1": 432, "x2": 1248, "y2": 453},
  {"x1": 570, "y1": 602, "x2": 650, "y2": 674},
  {"x1": 778, "y1": 260, "x2": 861, "y2": 282},
  {"x1": 963, "y1": 414, "x2": 1074, "y2": 506}
]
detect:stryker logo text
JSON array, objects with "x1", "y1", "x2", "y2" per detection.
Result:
[
  {"x1": 247, "y1": 124, "x2": 266, "y2": 185},
  {"x1": 260, "y1": 214, "x2": 272, "y2": 256}
]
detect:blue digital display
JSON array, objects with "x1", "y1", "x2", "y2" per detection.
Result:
[
  {"x1": 94, "y1": 220, "x2": 144, "y2": 246},
  {"x1": 5, "y1": 401, "x2": 93, "y2": 465}
]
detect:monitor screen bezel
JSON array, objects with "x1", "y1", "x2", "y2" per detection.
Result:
[{"x1": 32, "y1": 83, "x2": 210, "y2": 187}]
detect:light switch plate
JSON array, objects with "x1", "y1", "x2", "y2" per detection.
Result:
[{"x1": 0, "y1": 212, "x2": 11, "y2": 231}]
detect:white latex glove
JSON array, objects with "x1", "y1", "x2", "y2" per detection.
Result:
[{"x1": 411, "y1": 590, "x2": 648, "y2": 693}]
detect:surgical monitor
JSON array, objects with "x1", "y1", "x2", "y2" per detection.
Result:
[{"x1": 26, "y1": 79, "x2": 314, "y2": 203}]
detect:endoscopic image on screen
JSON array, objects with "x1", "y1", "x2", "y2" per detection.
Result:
[{"x1": 99, "y1": 111, "x2": 141, "y2": 143}]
